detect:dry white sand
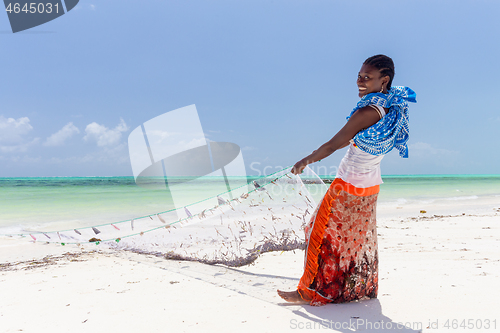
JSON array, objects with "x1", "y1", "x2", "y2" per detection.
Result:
[{"x1": 1, "y1": 201, "x2": 499, "y2": 333}]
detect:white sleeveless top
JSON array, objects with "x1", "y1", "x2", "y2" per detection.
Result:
[{"x1": 336, "y1": 105, "x2": 386, "y2": 188}]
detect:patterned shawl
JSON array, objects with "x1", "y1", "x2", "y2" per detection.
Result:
[{"x1": 346, "y1": 86, "x2": 417, "y2": 158}]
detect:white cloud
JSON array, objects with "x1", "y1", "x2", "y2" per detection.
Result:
[
  {"x1": 90, "y1": 4, "x2": 95, "y2": 10},
  {"x1": 0, "y1": 154, "x2": 42, "y2": 165},
  {"x1": 0, "y1": 138, "x2": 40, "y2": 153},
  {"x1": 403, "y1": 141, "x2": 461, "y2": 170},
  {"x1": 77, "y1": 143, "x2": 129, "y2": 165},
  {"x1": 0, "y1": 116, "x2": 33, "y2": 144},
  {"x1": 44, "y1": 122, "x2": 80, "y2": 147},
  {"x1": 84, "y1": 118, "x2": 129, "y2": 147},
  {"x1": 0, "y1": 116, "x2": 40, "y2": 153},
  {"x1": 409, "y1": 142, "x2": 459, "y2": 157}
]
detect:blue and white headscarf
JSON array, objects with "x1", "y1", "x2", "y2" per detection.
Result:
[{"x1": 347, "y1": 86, "x2": 417, "y2": 158}]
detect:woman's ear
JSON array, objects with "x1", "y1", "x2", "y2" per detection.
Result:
[{"x1": 382, "y1": 75, "x2": 390, "y2": 86}]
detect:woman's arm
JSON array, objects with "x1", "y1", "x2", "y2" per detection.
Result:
[
  {"x1": 291, "y1": 106, "x2": 381, "y2": 174},
  {"x1": 338, "y1": 141, "x2": 350, "y2": 149}
]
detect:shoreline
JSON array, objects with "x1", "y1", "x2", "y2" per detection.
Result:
[{"x1": 1, "y1": 210, "x2": 498, "y2": 267}]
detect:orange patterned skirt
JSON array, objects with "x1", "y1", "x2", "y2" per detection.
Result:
[{"x1": 297, "y1": 178, "x2": 379, "y2": 306}]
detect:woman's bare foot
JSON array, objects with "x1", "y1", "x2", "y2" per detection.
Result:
[{"x1": 277, "y1": 289, "x2": 307, "y2": 303}]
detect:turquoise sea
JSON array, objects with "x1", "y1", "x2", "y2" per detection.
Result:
[{"x1": 1, "y1": 174, "x2": 499, "y2": 235}]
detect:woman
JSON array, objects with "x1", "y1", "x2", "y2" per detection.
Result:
[{"x1": 278, "y1": 54, "x2": 416, "y2": 306}]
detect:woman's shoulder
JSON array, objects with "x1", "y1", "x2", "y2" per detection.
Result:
[{"x1": 363, "y1": 104, "x2": 387, "y2": 119}]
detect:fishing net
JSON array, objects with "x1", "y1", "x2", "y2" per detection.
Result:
[{"x1": 2, "y1": 167, "x2": 327, "y2": 267}]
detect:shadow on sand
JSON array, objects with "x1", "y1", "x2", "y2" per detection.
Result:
[
  {"x1": 224, "y1": 265, "x2": 422, "y2": 332},
  {"x1": 280, "y1": 298, "x2": 422, "y2": 332}
]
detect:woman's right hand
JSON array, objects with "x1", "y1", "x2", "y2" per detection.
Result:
[{"x1": 291, "y1": 159, "x2": 308, "y2": 175}]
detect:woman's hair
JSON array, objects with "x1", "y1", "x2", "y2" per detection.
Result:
[{"x1": 364, "y1": 54, "x2": 395, "y2": 90}]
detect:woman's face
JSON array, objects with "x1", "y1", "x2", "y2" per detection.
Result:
[{"x1": 357, "y1": 64, "x2": 389, "y2": 98}]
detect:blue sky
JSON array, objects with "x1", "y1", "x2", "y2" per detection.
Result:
[{"x1": 1, "y1": 0, "x2": 499, "y2": 177}]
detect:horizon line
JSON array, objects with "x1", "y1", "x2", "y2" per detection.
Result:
[{"x1": 1, "y1": 173, "x2": 500, "y2": 179}]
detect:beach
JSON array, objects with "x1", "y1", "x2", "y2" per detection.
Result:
[
  {"x1": 4, "y1": 0, "x2": 500, "y2": 331},
  {"x1": 1, "y1": 176, "x2": 500, "y2": 332}
]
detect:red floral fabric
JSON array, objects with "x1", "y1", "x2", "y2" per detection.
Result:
[{"x1": 297, "y1": 178, "x2": 379, "y2": 306}]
